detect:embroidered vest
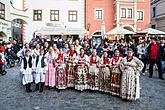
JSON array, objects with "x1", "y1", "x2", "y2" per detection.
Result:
[
  {"x1": 36, "y1": 55, "x2": 45, "y2": 68},
  {"x1": 23, "y1": 56, "x2": 32, "y2": 69}
]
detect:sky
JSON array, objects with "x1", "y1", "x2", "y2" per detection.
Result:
[{"x1": 13, "y1": 0, "x2": 23, "y2": 10}]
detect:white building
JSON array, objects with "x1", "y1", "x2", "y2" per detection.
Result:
[
  {"x1": 26, "y1": 0, "x2": 85, "y2": 42},
  {"x1": 151, "y1": 0, "x2": 165, "y2": 32},
  {"x1": 0, "y1": 0, "x2": 12, "y2": 41},
  {"x1": 0, "y1": 0, "x2": 28, "y2": 43}
]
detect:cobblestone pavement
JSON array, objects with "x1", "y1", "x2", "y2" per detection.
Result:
[{"x1": 0, "y1": 67, "x2": 165, "y2": 110}]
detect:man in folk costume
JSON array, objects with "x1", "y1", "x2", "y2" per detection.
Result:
[
  {"x1": 88, "y1": 49, "x2": 100, "y2": 90},
  {"x1": 66, "y1": 44, "x2": 77, "y2": 87},
  {"x1": 45, "y1": 47, "x2": 58, "y2": 88},
  {"x1": 110, "y1": 49, "x2": 123, "y2": 96},
  {"x1": 75, "y1": 48, "x2": 89, "y2": 91},
  {"x1": 20, "y1": 50, "x2": 33, "y2": 93},
  {"x1": 99, "y1": 50, "x2": 111, "y2": 92},
  {"x1": 55, "y1": 48, "x2": 67, "y2": 90},
  {"x1": 33, "y1": 49, "x2": 47, "y2": 92},
  {"x1": 120, "y1": 48, "x2": 144, "y2": 101}
]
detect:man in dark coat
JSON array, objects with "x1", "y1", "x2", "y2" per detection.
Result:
[{"x1": 147, "y1": 36, "x2": 164, "y2": 80}]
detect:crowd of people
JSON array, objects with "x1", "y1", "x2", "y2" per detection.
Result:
[
  {"x1": 14, "y1": 34, "x2": 165, "y2": 101},
  {"x1": 0, "y1": 34, "x2": 164, "y2": 101}
]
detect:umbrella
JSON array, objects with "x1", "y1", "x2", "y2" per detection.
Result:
[
  {"x1": 139, "y1": 28, "x2": 165, "y2": 35},
  {"x1": 106, "y1": 27, "x2": 135, "y2": 35}
]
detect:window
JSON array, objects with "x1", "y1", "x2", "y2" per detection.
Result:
[
  {"x1": 33, "y1": 10, "x2": 42, "y2": 21},
  {"x1": 95, "y1": 9, "x2": 103, "y2": 20},
  {"x1": 151, "y1": 25, "x2": 156, "y2": 29},
  {"x1": 153, "y1": 7, "x2": 156, "y2": 18},
  {"x1": 127, "y1": 8, "x2": 133, "y2": 19},
  {"x1": 121, "y1": 8, "x2": 126, "y2": 18},
  {"x1": 50, "y1": 10, "x2": 59, "y2": 21},
  {"x1": 0, "y1": 2, "x2": 5, "y2": 19},
  {"x1": 137, "y1": 11, "x2": 144, "y2": 21},
  {"x1": 68, "y1": 11, "x2": 77, "y2": 22}
]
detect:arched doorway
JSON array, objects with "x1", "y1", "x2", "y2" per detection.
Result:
[
  {"x1": 12, "y1": 19, "x2": 27, "y2": 45},
  {"x1": 91, "y1": 31, "x2": 102, "y2": 47}
]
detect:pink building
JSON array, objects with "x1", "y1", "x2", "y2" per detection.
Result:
[{"x1": 86, "y1": 0, "x2": 150, "y2": 39}]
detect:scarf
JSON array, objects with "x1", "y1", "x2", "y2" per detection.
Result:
[
  {"x1": 103, "y1": 57, "x2": 109, "y2": 65},
  {"x1": 112, "y1": 56, "x2": 120, "y2": 65},
  {"x1": 90, "y1": 55, "x2": 97, "y2": 65}
]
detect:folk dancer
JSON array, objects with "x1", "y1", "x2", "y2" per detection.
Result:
[
  {"x1": 88, "y1": 49, "x2": 100, "y2": 90},
  {"x1": 75, "y1": 48, "x2": 89, "y2": 91},
  {"x1": 33, "y1": 49, "x2": 47, "y2": 92},
  {"x1": 56, "y1": 48, "x2": 67, "y2": 90},
  {"x1": 45, "y1": 47, "x2": 58, "y2": 88},
  {"x1": 110, "y1": 49, "x2": 123, "y2": 96},
  {"x1": 120, "y1": 48, "x2": 144, "y2": 100},
  {"x1": 99, "y1": 50, "x2": 111, "y2": 92},
  {"x1": 20, "y1": 50, "x2": 33, "y2": 92},
  {"x1": 66, "y1": 44, "x2": 77, "y2": 87}
]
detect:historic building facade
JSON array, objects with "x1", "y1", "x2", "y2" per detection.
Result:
[
  {"x1": 151, "y1": 0, "x2": 165, "y2": 32},
  {"x1": 25, "y1": 0, "x2": 85, "y2": 42},
  {"x1": 86, "y1": 0, "x2": 150, "y2": 39}
]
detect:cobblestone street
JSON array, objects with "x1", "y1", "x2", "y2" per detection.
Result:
[{"x1": 0, "y1": 67, "x2": 165, "y2": 110}]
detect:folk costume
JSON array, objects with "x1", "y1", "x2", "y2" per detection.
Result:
[
  {"x1": 109, "y1": 56, "x2": 122, "y2": 96},
  {"x1": 120, "y1": 56, "x2": 144, "y2": 100},
  {"x1": 88, "y1": 55, "x2": 100, "y2": 90},
  {"x1": 75, "y1": 54, "x2": 89, "y2": 91},
  {"x1": 20, "y1": 56, "x2": 33, "y2": 92},
  {"x1": 56, "y1": 53, "x2": 67, "y2": 89},
  {"x1": 66, "y1": 50, "x2": 77, "y2": 87},
  {"x1": 99, "y1": 56, "x2": 111, "y2": 92},
  {"x1": 33, "y1": 54, "x2": 47, "y2": 92},
  {"x1": 45, "y1": 53, "x2": 57, "y2": 87}
]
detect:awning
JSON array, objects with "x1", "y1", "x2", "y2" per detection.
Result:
[
  {"x1": 106, "y1": 27, "x2": 135, "y2": 35},
  {"x1": 139, "y1": 28, "x2": 165, "y2": 35}
]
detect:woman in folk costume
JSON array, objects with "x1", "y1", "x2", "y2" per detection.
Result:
[
  {"x1": 55, "y1": 48, "x2": 67, "y2": 90},
  {"x1": 88, "y1": 49, "x2": 100, "y2": 90},
  {"x1": 75, "y1": 48, "x2": 89, "y2": 91},
  {"x1": 20, "y1": 50, "x2": 33, "y2": 93},
  {"x1": 99, "y1": 50, "x2": 111, "y2": 92},
  {"x1": 33, "y1": 49, "x2": 47, "y2": 92},
  {"x1": 66, "y1": 44, "x2": 77, "y2": 87},
  {"x1": 120, "y1": 48, "x2": 144, "y2": 100},
  {"x1": 53, "y1": 44, "x2": 59, "y2": 55},
  {"x1": 109, "y1": 49, "x2": 123, "y2": 96},
  {"x1": 45, "y1": 46, "x2": 58, "y2": 88}
]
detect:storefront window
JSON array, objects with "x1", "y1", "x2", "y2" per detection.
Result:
[{"x1": 0, "y1": 2, "x2": 5, "y2": 19}]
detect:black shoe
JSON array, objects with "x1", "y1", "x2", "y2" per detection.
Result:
[
  {"x1": 39, "y1": 83, "x2": 44, "y2": 92},
  {"x1": 149, "y1": 76, "x2": 152, "y2": 78},
  {"x1": 159, "y1": 77, "x2": 164, "y2": 80},
  {"x1": 35, "y1": 83, "x2": 39, "y2": 91}
]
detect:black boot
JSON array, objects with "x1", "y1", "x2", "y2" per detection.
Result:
[
  {"x1": 35, "y1": 83, "x2": 39, "y2": 91},
  {"x1": 39, "y1": 82, "x2": 44, "y2": 92},
  {"x1": 25, "y1": 84, "x2": 29, "y2": 92},
  {"x1": 28, "y1": 83, "x2": 32, "y2": 92}
]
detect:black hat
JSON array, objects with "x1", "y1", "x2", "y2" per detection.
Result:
[{"x1": 150, "y1": 36, "x2": 157, "y2": 40}]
